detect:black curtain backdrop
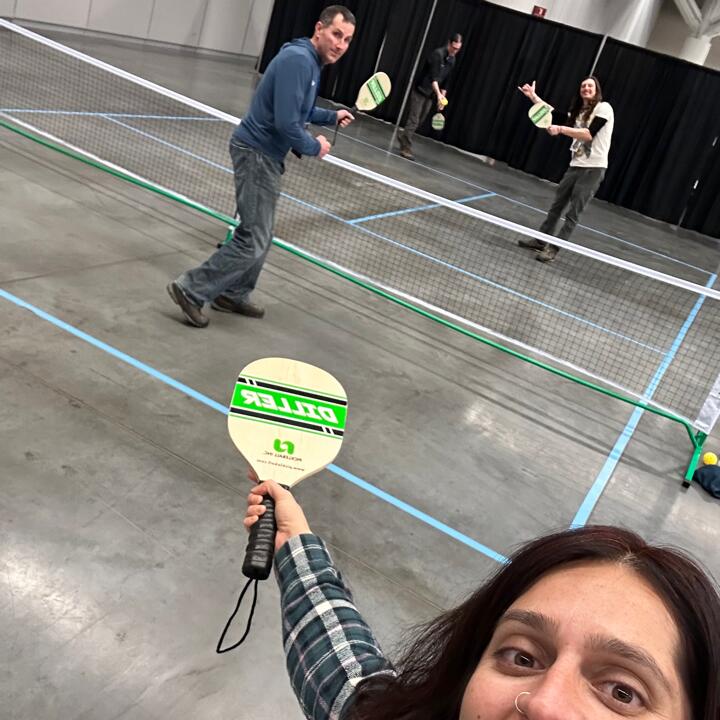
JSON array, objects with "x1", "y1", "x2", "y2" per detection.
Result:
[
  {"x1": 593, "y1": 39, "x2": 720, "y2": 226},
  {"x1": 260, "y1": 1, "x2": 720, "y2": 238},
  {"x1": 420, "y1": 2, "x2": 602, "y2": 183},
  {"x1": 372, "y1": 0, "x2": 435, "y2": 121},
  {"x1": 681, "y1": 134, "x2": 720, "y2": 237},
  {"x1": 259, "y1": 0, "x2": 327, "y2": 71},
  {"x1": 259, "y1": 0, "x2": 435, "y2": 120}
]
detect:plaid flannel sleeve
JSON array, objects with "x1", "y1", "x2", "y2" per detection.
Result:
[{"x1": 275, "y1": 534, "x2": 395, "y2": 720}]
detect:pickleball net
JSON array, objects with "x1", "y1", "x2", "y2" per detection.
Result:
[{"x1": 2, "y1": 19, "x2": 719, "y2": 467}]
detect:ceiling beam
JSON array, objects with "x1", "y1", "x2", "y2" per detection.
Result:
[
  {"x1": 673, "y1": 0, "x2": 702, "y2": 31},
  {"x1": 699, "y1": 0, "x2": 720, "y2": 34}
]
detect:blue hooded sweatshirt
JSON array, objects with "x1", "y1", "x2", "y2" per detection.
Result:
[{"x1": 232, "y1": 37, "x2": 337, "y2": 163}]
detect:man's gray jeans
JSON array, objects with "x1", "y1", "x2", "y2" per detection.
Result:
[{"x1": 178, "y1": 140, "x2": 282, "y2": 306}]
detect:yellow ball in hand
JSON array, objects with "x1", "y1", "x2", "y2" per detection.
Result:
[
  {"x1": 440, "y1": 96, "x2": 448, "y2": 107},
  {"x1": 702, "y1": 451, "x2": 718, "y2": 465}
]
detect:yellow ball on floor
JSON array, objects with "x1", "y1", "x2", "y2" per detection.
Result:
[{"x1": 702, "y1": 451, "x2": 718, "y2": 465}]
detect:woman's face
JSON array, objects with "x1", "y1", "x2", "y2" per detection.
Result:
[
  {"x1": 579, "y1": 78, "x2": 597, "y2": 103},
  {"x1": 459, "y1": 562, "x2": 690, "y2": 720}
]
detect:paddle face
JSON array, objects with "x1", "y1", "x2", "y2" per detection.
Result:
[
  {"x1": 431, "y1": 112, "x2": 445, "y2": 131},
  {"x1": 228, "y1": 357, "x2": 347, "y2": 487},
  {"x1": 230, "y1": 358, "x2": 347, "y2": 581},
  {"x1": 529, "y1": 101, "x2": 553, "y2": 128},
  {"x1": 355, "y1": 71, "x2": 391, "y2": 111}
]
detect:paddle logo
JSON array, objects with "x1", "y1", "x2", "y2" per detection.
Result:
[
  {"x1": 273, "y1": 439, "x2": 295, "y2": 454},
  {"x1": 230, "y1": 376, "x2": 347, "y2": 439}
]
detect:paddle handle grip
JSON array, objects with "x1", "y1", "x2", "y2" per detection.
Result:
[
  {"x1": 242, "y1": 484, "x2": 288, "y2": 580},
  {"x1": 332, "y1": 104, "x2": 356, "y2": 146}
]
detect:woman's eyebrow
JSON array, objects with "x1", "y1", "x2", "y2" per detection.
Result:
[
  {"x1": 498, "y1": 613, "x2": 673, "y2": 695},
  {"x1": 588, "y1": 635, "x2": 673, "y2": 694},
  {"x1": 498, "y1": 609, "x2": 560, "y2": 635}
]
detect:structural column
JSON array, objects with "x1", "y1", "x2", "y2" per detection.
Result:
[{"x1": 679, "y1": 33, "x2": 712, "y2": 64}]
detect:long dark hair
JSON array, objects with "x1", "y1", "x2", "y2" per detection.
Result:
[
  {"x1": 343, "y1": 525, "x2": 720, "y2": 720},
  {"x1": 568, "y1": 75, "x2": 603, "y2": 125}
]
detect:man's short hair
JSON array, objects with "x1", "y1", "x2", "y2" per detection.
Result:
[
  {"x1": 449, "y1": 32, "x2": 463, "y2": 44},
  {"x1": 319, "y1": 5, "x2": 356, "y2": 27}
]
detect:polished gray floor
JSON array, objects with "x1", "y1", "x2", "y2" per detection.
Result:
[{"x1": 1, "y1": 27, "x2": 720, "y2": 720}]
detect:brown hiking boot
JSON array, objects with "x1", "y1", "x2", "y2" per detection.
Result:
[
  {"x1": 518, "y1": 238, "x2": 546, "y2": 251},
  {"x1": 166, "y1": 281, "x2": 209, "y2": 328},
  {"x1": 211, "y1": 295, "x2": 265, "y2": 318},
  {"x1": 536, "y1": 244, "x2": 559, "y2": 263}
]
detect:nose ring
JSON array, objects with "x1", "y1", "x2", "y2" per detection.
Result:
[{"x1": 515, "y1": 691, "x2": 531, "y2": 715}]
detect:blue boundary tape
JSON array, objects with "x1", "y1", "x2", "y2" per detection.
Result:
[
  {"x1": 0, "y1": 286, "x2": 509, "y2": 563},
  {"x1": 571, "y1": 272, "x2": 717, "y2": 527}
]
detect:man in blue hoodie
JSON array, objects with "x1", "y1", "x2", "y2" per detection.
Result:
[{"x1": 167, "y1": 6, "x2": 356, "y2": 328}]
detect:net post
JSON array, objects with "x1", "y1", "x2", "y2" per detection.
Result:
[{"x1": 683, "y1": 430, "x2": 708, "y2": 488}]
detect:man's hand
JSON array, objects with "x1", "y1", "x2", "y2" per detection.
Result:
[
  {"x1": 316, "y1": 134, "x2": 332, "y2": 159},
  {"x1": 244, "y1": 470, "x2": 311, "y2": 552},
  {"x1": 336, "y1": 109, "x2": 355, "y2": 128},
  {"x1": 547, "y1": 124, "x2": 562, "y2": 136}
]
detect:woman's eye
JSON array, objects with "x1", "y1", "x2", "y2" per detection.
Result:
[
  {"x1": 599, "y1": 682, "x2": 645, "y2": 711},
  {"x1": 494, "y1": 648, "x2": 540, "y2": 669},
  {"x1": 514, "y1": 652, "x2": 535, "y2": 667},
  {"x1": 613, "y1": 685, "x2": 633, "y2": 703}
]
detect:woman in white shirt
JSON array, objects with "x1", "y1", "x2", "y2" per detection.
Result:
[{"x1": 518, "y1": 76, "x2": 614, "y2": 263}]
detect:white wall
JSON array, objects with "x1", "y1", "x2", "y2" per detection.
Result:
[
  {"x1": 147, "y1": 0, "x2": 207, "y2": 47},
  {"x1": 87, "y1": 0, "x2": 152, "y2": 39},
  {"x1": 3, "y1": 0, "x2": 274, "y2": 57},
  {"x1": 14, "y1": 0, "x2": 91, "y2": 27},
  {"x1": 487, "y1": 0, "x2": 662, "y2": 45},
  {"x1": 0, "y1": 0, "x2": 17, "y2": 16}
]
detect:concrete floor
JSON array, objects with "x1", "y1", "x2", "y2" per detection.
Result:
[{"x1": 1, "y1": 27, "x2": 720, "y2": 720}]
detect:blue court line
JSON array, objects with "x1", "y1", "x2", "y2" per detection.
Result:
[
  {"x1": 101, "y1": 115, "x2": 231, "y2": 171},
  {"x1": 486, "y1": 195, "x2": 711, "y2": 275},
  {"x1": 330, "y1": 465, "x2": 508, "y2": 563},
  {"x1": 21, "y1": 113, "x2": 665, "y2": 354},
  {"x1": 347, "y1": 192, "x2": 496, "y2": 225},
  {"x1": 280, "y1": 195, "x2": 665, "y2": 354},
  {"x1": 0, "y1": 286, "x2": 507, "y2": 564},
  {"x1": 8, "y1": 106, "x2": 709, "y2": 274},
  {"x1": 96, "y1": 117, "x2": 663, "y2": 354},
  {"x1": 340, "y1": 132, "x2": 711, "y2": 275},
  {"x1": 1, "y1": 108, "x2": 223, "y2": 121},
  {"x1": 571, "y1": 272, "x2": 718, "y2": 527}
]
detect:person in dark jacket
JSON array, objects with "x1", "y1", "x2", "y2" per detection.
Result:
[
  {"x1": 398, "y1": 33, "x2": 463, "y2": 161},
  {"x1": 167, "y1": 6, "x2": 356, "y2": 328}
]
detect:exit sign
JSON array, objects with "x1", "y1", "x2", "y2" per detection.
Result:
[{"x1": 532, "y1": 5, "x2": 547, "y2": 16}]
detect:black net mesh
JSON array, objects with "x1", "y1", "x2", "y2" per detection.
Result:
[{"x1": 2, "y1": 21, "x2": 719, "y2": 428}]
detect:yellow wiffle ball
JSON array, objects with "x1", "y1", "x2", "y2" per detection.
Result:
[
  {"x1": 440, "y1": 96, "x2": 448, "y2": 107},
  {"x1": 702, "y1": 451, "x2": 718, "y2": 465}
]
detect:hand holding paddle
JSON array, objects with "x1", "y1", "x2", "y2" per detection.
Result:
[
  {"x1": 228, "y1": 357, "x2": 347, "y2": 581},
  {"x1": 528, "y1": 101, "x2": 553, "y2": 128},
  {"x1": 217, "y1": 358, "x2": 348, "y2": 654},
  {"x1": 245, "y1": 478, "x2": 311, "y2": 552},
  {"x1": 519, "y1": 80, "x2": 554, "y2": 129}
]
